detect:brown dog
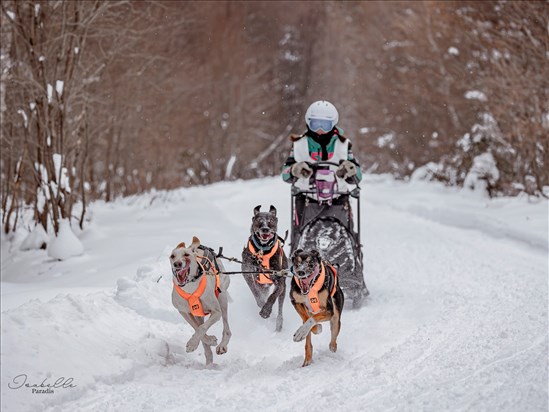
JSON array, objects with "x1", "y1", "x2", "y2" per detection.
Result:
[{"x1": 290, "y1": 248, "x2": 344, "y2": 367}]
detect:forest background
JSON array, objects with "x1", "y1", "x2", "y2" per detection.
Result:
[{"x1": 1, "y1": 1, "x2": 547, "y2": 235}]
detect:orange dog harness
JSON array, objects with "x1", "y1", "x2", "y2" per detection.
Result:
[
  {"x1": 295, "y1": 262, "x2": 338, "y2": 314},
  {"x1": 247, "y1": 240, "x2": 281, "y2": 284},
  {"x1": 173, "y1": 255, "x2": 220, "y2": 317}
]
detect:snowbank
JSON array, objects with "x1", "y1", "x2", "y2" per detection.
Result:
[
  {"x1": 47, "y1": 220, "x2": 84, "y2": 260},
  {"x1": 363, "y1": 174, "x2": 548, "y2": 251},
  {"x1": 20, "y1": 225, "x2": 49, "y2": 251},
  {"x1": 462, "y1": 152, "x2": 500, "y2": 196},
  {"x1": 1, "y1": 263, "x2": 177, "y2": 412}
]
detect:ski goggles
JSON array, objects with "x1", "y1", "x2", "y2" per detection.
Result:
[{"x1": 308, "y1": 118, "x2": 334, "y2": 133}]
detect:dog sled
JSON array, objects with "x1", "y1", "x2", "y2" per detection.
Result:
[{"x1": 290, "y1": 161, "x2": 368, "y2": 309}]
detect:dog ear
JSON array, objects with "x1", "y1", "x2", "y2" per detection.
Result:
[
  {"x1": 253, "y1": 205, "x2": 261, "y2": 215},
  {"x1": 269, "y1": 205, "x2": 277, "y2": 216},
  {"x1": 176, "y1": 242, "x2": 186, "y2": 249},
  {"x1": 291, "y1": 249, "x2": 303, "y2": 261},
  {"x1": 190, "y1": 236, "x2": 200, "y2": 250}
]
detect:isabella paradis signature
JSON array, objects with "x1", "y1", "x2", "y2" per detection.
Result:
[{"x1": 7, "y1": 374, "x2": 77, "y2": 394}]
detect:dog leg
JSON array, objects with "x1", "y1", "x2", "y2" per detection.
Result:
[
  {"x1": 242, "y1": 262, "x2": 266, "y2": 307},
  {"x1": 243, "y1": 271, "x2": 267, "y2": 308},
  {"x1": 260, "y1": 278, "x2": 285, "y2": 319},
  {"x1": 195, "y1": 317, "x2": 214, "y2": 365},
  {"x1": 291, "y1": 303, "x2": 315, "y2": 366},
  {"x1": 292, "y1": 302, "x2": 318, "y2": 342},
  {"x1": 179, "y1": 312, "x2": 215, "y2": 364},
  {"x1": 259, "y1": 293, "x2": 275, "y2": 319},
  {"x1": 294, "y1": 302, "x2": 320, "y2": 334},
  {"x1": 302, "y1": 332, "x2": 313, "y2": 367},
  {"x1": 186, "y1": 311, "x2": 221, "y2": 353},
  {"x1": 216, "y1": 293, "x2": 232, "y2": 355},
  {"x1": 294, "y1": 311, "x2": 333, "y2": 342},
  {"x1": 329, "y1": 307, "x2": 342, "y2": 353},
  {"x1": 292, "y1": 302, "x2": 318, "y2": 336},
  {"x1": 180, "y1": 311, "x2": 217, "y2": 347},
  {"x1": 202, "y1": 341, "x2": 214, "y2": 365},
  {"x1": 275, "y1": 280, "x2": 286, "y2": 332},
  {"x1": 294, "y1": 316, "x2": 317, "y2": 342}
]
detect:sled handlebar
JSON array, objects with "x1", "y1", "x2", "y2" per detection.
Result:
[
  {"x1": 290, "y1": 160, "x2": 361, "y2": 197},
  {"x1": 291, "y1": 187, "x2": 361, "y2": 198},
  {"x1": 304, "y1": 161, "x2": 360, "y2": 185}
]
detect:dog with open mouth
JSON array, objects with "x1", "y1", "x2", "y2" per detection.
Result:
[
  {"x1": 170, "y1": 236, "x2": 232, "y2": 365},
  {"x1": 241, "y1": 205, "x2": 288, "y2": 332},
  {"x1": 290, "y1": 248, "x2": 344, "y2": 367}
]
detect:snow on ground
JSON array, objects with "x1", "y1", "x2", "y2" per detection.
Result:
[{"x1": 1, "y1": 176, "x2": 547, "y2": 412}]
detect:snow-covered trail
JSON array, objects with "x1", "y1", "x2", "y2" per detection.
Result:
[{"x1": 1, "y1": 177, "x2": 547, "y2": 412}]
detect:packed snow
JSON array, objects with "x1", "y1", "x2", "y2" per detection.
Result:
[{"x1": 1, "y1": 175, "x2": 547, "y2": 412}]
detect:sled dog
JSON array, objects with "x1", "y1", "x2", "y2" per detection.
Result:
[
  {"x1": 170, "y1": 236, "x2": 231, "y2": 365},
  {"x1": 290, "y1": 248, "x2": 344, "y2": 367},
  {"x1": 242, "y1": 205, "x2": 287, "y2": 332}
]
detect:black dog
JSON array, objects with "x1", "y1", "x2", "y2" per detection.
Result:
[
  {"x1": 242, "y1": 205, "x2": 287, "y2": 332},
  {"x1": 290, "y1": 248, "x2": 344, "y2": 367}
]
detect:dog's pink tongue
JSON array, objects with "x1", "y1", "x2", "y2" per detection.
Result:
[
  {"x1": 177, "y1": 266, "x2": 189, "y2": 284},
  {"x1": 299, "y1": 273, "x2": 315, "y2": 292}
]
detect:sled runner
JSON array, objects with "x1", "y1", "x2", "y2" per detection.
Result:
[{"x1": 290, "y1": 161, "x2": 368, "y2": 308}]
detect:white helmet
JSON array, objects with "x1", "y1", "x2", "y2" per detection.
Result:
[{"x1": 305, "y1": 100, "x2": 339, "y2": 133}]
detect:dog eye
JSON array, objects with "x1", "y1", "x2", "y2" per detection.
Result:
[{"x1": 170, "y1": 254, "x2": 175, "y2": 259}]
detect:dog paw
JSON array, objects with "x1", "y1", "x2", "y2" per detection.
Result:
[
  {"x1": 186, "y1": 337, "x2": 200, "y2": 353},
  {"x1": 259, "y1": 305, "x2": 272, "y2": 319},
  {"x1": 329, "y1": 341, "x2": 337, "y2": 352},
  {"x1": 216, "y1": 344, "x2": 228, "y2": 355},
  {"x1": 293, "y1": 325, "x2": 310, "y2": 342},
  {"x1": 301, "y1": 358, "x2": 312, "y2": 367},
  {"x1": 312, "y1": 324, "x2": 322, "y2": 334},
  {"x1": 202, "y1": 335, "x2": 217, "y2": 347}
]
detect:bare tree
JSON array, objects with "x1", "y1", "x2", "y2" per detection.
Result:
[
  {"x1": 460, "y1": 1, "x2": 548, "y2": 194},
  {"x1": 1, "y1": 0, "x2": 186, "y2": 233},
  {"x1": 2, "y1": 0, "x2": 546, "y2": 240}
]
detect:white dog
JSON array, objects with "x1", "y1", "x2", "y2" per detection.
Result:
[{"x1": 170, "y1": 236, "x2": 231, "y2": 365}]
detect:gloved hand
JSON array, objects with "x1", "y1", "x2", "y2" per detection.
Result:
[
  {"x1": 336, "y1": 160, "x2": 358, "y2": 179},
  {"x1": 291, "y1": 161, "x2": 313, "y2": 179}
]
